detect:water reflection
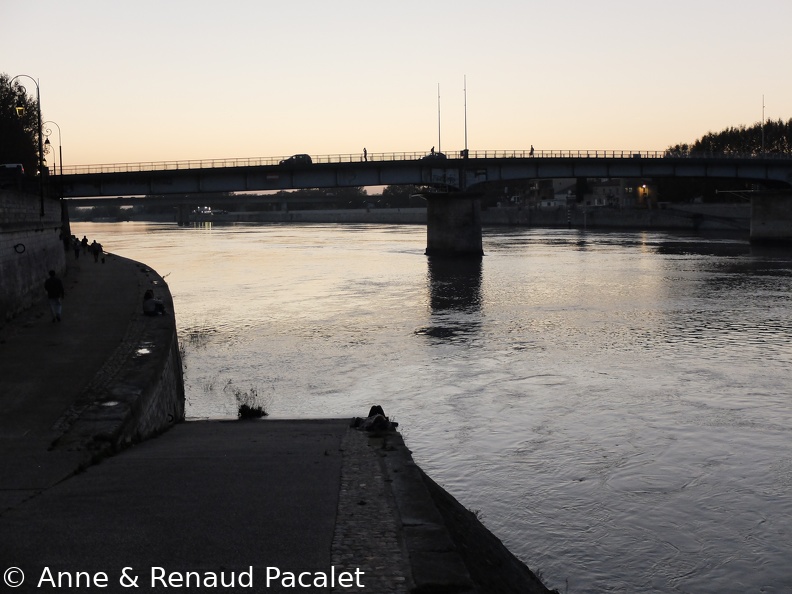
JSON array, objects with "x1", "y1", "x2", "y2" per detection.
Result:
[{"x1": 415, "y1": 257, "x2": 483, "y2": 340}]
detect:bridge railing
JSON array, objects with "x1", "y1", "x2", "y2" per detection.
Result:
[{"x1": 59, "y1": 149, "x2": 791, "y2": 175}]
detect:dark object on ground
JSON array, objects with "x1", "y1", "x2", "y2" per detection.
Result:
[{"x1": 350, "y1": 405, "x2": 398, "y2": 431}]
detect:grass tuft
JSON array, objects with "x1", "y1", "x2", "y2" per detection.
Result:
[{"x1": 224, "y1": 381, "x2": 269, "y2": 419}]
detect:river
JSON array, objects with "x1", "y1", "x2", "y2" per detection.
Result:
[{"x1": 71, "y1": 221, "x2": 792, "y2": 593}]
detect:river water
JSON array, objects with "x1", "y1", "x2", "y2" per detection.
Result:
[{"x1": 72, "y1": 221, "x2": 792, "y2": 593}]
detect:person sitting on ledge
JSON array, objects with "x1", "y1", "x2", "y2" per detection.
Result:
[
  {"x1": 350, "y1": 405, "x2": 398, "y2": 431},
  {"x1": 143, "y1": 289, "x2": 166, "y2": 316}
]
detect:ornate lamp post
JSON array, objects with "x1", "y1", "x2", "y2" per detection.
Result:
[
  {"x1": 43, "y1": 121, "x2": 62, "y2": 177},
  {"x1": 43, "y1": 120, "x2": 71, "y2": 247},
  {"x1": 11, "y1": 74, "x2": 45, "y2": 217}
]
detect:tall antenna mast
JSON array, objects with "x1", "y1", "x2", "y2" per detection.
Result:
[
  {"x1": 437, "y1": 83, "x2": 441, "y2": 154},
  {"x1": 761, "y1": 95, "x2": 765, "y2": 156},
  {"x1": 464, "y1": 75, "x2": 468, "y2": 154}
]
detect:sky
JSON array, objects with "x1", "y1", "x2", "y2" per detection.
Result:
[{"x1": 3, "y1": 0, "x2": 791, "y2": 167}]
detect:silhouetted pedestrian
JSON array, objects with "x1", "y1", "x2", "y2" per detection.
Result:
[
  {"x1": 81, "y1": 235, "x2": 89, "y2": 253},
  {"x1": 90, "y1": 240, "x2": 103, "y2": 263},
  {"x1": 530, "y1": 145, "x2": 534, "y2": 157},
  {"x1": 363, "y1": 147, "x2": 367, "y2": 162},
  {"x1": 72, "y1": 237, "x2": 80, "y2": 259},
  {"x1": 44, "y1": 270, "x2": 64, "y2": 322}
]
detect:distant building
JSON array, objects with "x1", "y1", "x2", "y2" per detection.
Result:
[{"x1": 525, "y1": 178, "x2": 655, "y2": 209}]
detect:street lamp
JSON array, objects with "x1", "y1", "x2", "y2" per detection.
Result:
[
  {"x1": 43, "y1": 121, "x2": 62, "y2": 177},
  {"x1": 11, "y1": 74, "x2": 44, "y2": 217}
]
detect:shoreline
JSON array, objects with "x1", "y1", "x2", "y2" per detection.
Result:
[{"x1": 70, "y1": 203, "x2": 751, "y2": 233}]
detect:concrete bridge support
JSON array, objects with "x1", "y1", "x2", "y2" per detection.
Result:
[
  {"x1": 424, "y1": 192, "x2": 484, "y2": 257},
  {"x1": 177, "y1": 204, "x2": 190, "y2": 226},
  {"x1": 750, "y1": 193, "x2": 792, "y2": 245}
]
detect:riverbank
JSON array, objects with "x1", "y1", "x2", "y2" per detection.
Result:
[
  {"x1": 0, "y1": 251, "x2": 184, "y2": 509},
  {"x1": 0, "y1": 250, "x2": 557, "y2": 593},
  {"x1": 73, "y1": 203, "x2": 751, "y2": 233}
]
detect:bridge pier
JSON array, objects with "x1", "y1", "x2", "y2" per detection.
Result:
[
  {"x1": 750, "y1": 193, "x2": 792, "y2": 245},
  {"x1": 423, "y1": 192, "x2": 483, "y2": 257},
  {"x1": 177, "y1": 204, "x2": 191, "y2": 226}
]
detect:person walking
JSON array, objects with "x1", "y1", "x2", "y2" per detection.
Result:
[
  {"x1": 90, "y1": 240, "x2": 103, "y2": 263},
  {"x1": 44, "y1": 270, "x2": 65, "y2": 322},
  {"x1": 363, "y1": 147, "x2": 368, "y2": 162}
]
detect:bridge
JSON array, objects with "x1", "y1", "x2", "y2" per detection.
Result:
[{"x1": 58, "y1": 149, "x2": 792, "y2": 255}]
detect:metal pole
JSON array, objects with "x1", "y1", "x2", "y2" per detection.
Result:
[
  {"x1": 11, "y1": 75, "x2": 45, "y2": 217},
  {"x1": 437, "y1": 83, "x2": 441, "y2": 155},
  {"x1": 464, "y1": 75, "x2": 468, "y2": 154},
  {"x1": 43, "y1": 121, "x2": 62, "y2": 175},
  {"x1": 761, "y1": 95, "x2": 765, "y2": 156}
]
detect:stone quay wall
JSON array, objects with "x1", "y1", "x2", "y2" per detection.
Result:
[
  {"x1": 53, "y1": 260, "x2": 186, "y2": 457},
  {"x1": 0, "y1": 190, "x2": 66, "y2": 324}
]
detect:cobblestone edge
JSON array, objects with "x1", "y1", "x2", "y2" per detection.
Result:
[{"x1": 332, "y1": 427, "x2": 413, "y2": 593}]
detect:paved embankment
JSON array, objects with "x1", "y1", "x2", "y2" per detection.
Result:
[
  {"x1": 0, "y1": 249, "x2": 183, "y2": 512},
  {"x1": 0, "y1": 419, "x2": 556, "y2": 593},
  {"x1": 0, "y1": 248, "x2": 557, "y2": 594}
]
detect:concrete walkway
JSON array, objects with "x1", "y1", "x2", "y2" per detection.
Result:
[
  {"x1": 0, "y1": 420, "x2": 372, "y2": 593},
  {"x1": 0, "y1": 250, "x2": 141, "y2": 510},
  {"x1": 0, "y1": 248, "x2": 555, "y2": 594}
]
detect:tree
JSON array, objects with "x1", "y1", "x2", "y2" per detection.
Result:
[
  {"x1": 667, "y1": 118, "x2": 792, "y2": 157},
  {"x1": 660, "y1": 118, "x2": 792, "y2": 201},
  {"x1": 381, "y1": 185, "x2": 423, "y2": 208},
  {"x1": 0, "y1": 73, "x2": 40, "y2": 174},
  {"x1": 332, "y1": 186, "x2": 368, "y2": 208}
]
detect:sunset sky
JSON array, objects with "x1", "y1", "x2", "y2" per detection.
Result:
[{"x1": 3, "y1": 0, "x2": 791, "y2": 167}]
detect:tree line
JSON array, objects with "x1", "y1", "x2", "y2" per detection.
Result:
[{"x1": 666, "y1": 118, "x2": 792, "y2": 157}]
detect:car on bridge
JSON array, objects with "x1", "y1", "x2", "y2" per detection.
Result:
[
  {"x1": 421, "y1": 151, "x2": 447, "y2": 161},
  {"x1": 279, "y1": 154, "x2": 313, "y2": 166}
]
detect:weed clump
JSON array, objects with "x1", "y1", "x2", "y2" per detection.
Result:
[
  {"x1": 238, "y1": 401, "x2": 267, "y2": 419},
  {"x1": 227, "y1": 383, "x2": 269, "y2": 419}
]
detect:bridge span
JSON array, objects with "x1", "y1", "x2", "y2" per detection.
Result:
[
  {"x1": 58, "y1": 150, "x2": 792, "y2": 254},
  {"x1": 59, "y1": 149, "x2": 792, "y2": 198}
]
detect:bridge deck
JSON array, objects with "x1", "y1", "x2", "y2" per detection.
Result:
[{"x1": 56, "y1": 152, "x2": 792, "y2": 198}]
